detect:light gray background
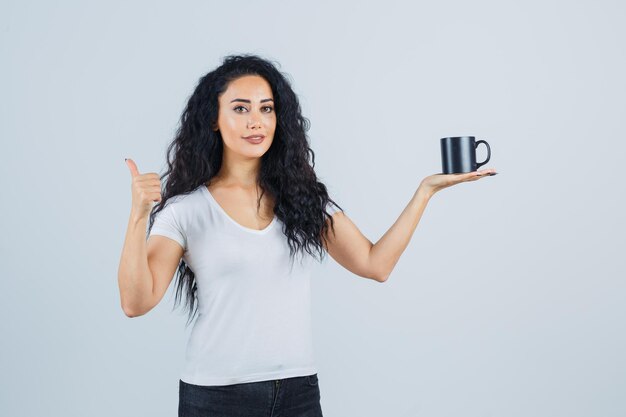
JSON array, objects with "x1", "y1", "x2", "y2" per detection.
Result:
[{"x1": 1, "y1": 0, "x2": 624, "y2": 416}]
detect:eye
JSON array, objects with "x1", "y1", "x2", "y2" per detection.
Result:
[
  {"x1": 234, "y1": 105, "x2": 247, "y2": 113},
  {"x1": 263, "y1": 106, "x2": 274, "y2": 113}
]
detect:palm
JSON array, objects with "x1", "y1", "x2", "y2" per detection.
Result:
[{"x1": 420, "y1": 169, "x2": 497, "y2": 195}]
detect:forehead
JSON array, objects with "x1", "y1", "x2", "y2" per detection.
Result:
[{"x1": 221, "y1": 75, "x2": 273, "y2": 99}]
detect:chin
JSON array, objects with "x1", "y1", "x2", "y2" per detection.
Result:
[{"x1": 241, "y1": 144, "x2": 271, "y2": 157}]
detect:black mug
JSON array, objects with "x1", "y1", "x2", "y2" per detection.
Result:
[{"x1": 440, "y1": 136, "x2": 491, "y2": 174}]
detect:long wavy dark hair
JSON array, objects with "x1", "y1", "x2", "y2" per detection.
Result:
[{"x1": 147, "y1": 54, "x2": 343, "y2": 326}]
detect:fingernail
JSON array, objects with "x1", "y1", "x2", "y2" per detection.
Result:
[{"x1": 488, "y1": 172, "x2": 498, "y2": 176}]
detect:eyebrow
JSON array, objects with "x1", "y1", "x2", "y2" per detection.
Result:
[{"x1": 230, "y1": 98, "x2": 274, "y2": 104}]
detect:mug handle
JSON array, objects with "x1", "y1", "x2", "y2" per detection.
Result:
[{"x1": 475, "y1": 140, "x2": 491, "y2": 169}]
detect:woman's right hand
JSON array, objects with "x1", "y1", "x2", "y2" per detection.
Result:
[{"x1": 125, "y1": 158, "x2": 162, "y2": 220}]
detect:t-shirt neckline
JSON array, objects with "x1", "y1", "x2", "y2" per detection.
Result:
[{"x1": 201, "y1": 185, "x2": 278, "y2": 235}]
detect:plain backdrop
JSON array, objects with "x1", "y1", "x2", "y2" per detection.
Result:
[{"x1": 1, "y1": 0, "x2": 625, "y2": 416}]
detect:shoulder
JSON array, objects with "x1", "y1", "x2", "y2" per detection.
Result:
[
  {"x1": 166, "y1": 185, "x2": 205, "y2": 205},
  {"x1": 325, "y1": 200, "x2": 343, "y2": 216},
  {"x1": 158, "y1": 185, "x2": 206, "y2": 218}
]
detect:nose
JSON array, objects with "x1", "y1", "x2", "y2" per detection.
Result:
[{"x1": 247, "y1": 111, "x2": 262, "y2": 129}]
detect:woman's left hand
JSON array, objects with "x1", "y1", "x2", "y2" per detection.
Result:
[{"x1": 419, "y1": 168, "x2": 498, "y2": 198}]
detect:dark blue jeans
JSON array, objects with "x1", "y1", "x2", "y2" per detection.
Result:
[{"x1": 179, "y1": 374, "x2": 323, "y2": 417}]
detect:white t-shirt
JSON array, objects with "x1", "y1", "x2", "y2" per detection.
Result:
[{"x1": 148, "y1": 183, "x2": 340, "y2": 386}]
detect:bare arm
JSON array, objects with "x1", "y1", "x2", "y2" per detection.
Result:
[
  {"x1": 324, "y1": 168, "x2": 496, "y2": 282},
  {"x1": 118, "y1": 158, "x2": 183, "y2": 317},
  {"x1": 322, "y1": 188, "x2": 431, "y2": 283},
  {"x1": 368, "y1": 187, "x2": 432, "y2": 282},
  {"x1": 117, "y1": 214, "x2": 154, "y2": 317}
]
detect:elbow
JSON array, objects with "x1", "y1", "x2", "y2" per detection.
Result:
[
  {"x1": 370, "y1": 264, "x2": 389, "y2": 283},
  {"x1": 119, "y1": 287, "x2": 154, "y2": 318},
  {"x1": 122, "y1": 305, "x2": 139, "y2": 318},
  {"x1": 122, "y1": 303, "x2": 148, "y2": 318},
  {"x1": 368, "y1": 248, "x2": 389, "y2": 283},
  {"x1": 370, "y1": 271, "x2": 389, "y2": 283},
  {"x1": 120, "y1": 296, "x2": 138, "y2": 317},
  {"x1": 123, "y1": 308, "x2": 147, "y2": 318}
]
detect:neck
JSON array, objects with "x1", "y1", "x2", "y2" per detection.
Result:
[{"x1": 213, "y1": 158, "x2": 261, "y2": 189}]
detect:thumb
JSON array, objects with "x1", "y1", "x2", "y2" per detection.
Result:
[{"x1": 125, "y1": 158, "x2": 140, "y2": 177}]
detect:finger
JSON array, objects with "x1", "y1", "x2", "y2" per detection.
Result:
[
  {"x1": 125, "y1": 158, "x2": 140, "y2": 177},
  {"x1": 475, "y1": 169, "x2": 498, "y2": 178},
  {"x1": 464, "y1": 171, "x2": 484, "y2": 181},
  {"x1": 474, "y1": 169, "x2": 493, "y2": 176},
  {"x1": 134, "y1": 177, "x2": 161, "y2": 186}
]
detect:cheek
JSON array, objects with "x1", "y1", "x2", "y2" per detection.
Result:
[
  {"x1": 264, "y1": 115, "x2": 277, "y2": 129},
  {"x1": 223, "y1": 116, "x2": 243, "y2": 129}
]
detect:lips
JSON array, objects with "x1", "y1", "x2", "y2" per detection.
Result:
[{"x1": 243, "y1": 135, "x2": 265, "y2": 144}]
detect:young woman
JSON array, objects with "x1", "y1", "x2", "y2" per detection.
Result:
[{"x1": 118, "y1": 54, "x2": 496, "y2": 417}]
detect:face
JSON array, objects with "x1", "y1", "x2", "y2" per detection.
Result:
[{"x1": 213, "y1": 75, "x2": 276, "y2": 160}]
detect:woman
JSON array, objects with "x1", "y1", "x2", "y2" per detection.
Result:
[{"x1": 118, "y1": 54, "x2": 496, "y2": 417}]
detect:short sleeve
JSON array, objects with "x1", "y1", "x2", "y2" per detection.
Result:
[
  {"x1": 325, "y1": 201, "x2": 341, "y2": 216},
  {"x1": 149, "y1": 201, "x2": 187, "y2": 251}
]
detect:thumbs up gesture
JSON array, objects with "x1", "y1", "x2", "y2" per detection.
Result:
[{"x1": 125, "y1": 158, "x2": 162, "y2": 220}]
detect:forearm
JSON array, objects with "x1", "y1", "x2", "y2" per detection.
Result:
[
  {"x1": 117, "y1": 214, "x2": 154, "y2": 317},
  {"x1": 369, "y1": 186, "x2": 433, "y2": 282}
]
